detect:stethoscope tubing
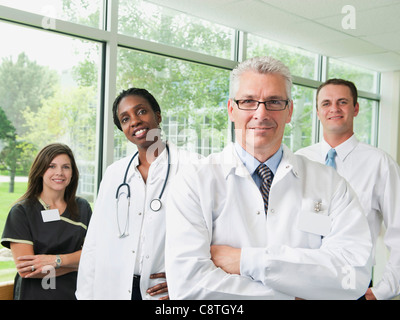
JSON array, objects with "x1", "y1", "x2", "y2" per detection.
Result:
[
  {"x1": 116, "y1": 142, "x2": 170, "y2": 208},
  {"x1": 115, "y1": 143, "x2": 170, "y2": 238}
]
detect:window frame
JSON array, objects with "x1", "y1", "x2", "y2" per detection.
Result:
[{"x1": 0, "y1": 1, "x2": 381, "y2": 190}]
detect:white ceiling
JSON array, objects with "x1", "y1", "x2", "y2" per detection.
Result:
[{"x1": 148, "y1": 0, "x2": 400, "y2": 73}]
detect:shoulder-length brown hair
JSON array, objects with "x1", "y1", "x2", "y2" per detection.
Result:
[{"x1": 18, "y1": 143, "x2": 80, "y2": 220}]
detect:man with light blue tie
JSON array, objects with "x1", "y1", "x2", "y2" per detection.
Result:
[{"x1": 297, "y1": 78, "x2": 400, "y2": 300}]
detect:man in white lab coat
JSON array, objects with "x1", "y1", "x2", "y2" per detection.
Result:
[
  {"x1": 165, "y1": 56, "x2": 372, "y2": 300},
  {"x1": 296, "y1": 79, "x2": 400, "y2": 300},
  {"x1": 76, "y1": 88, "x2": 199, "y2": 299}
]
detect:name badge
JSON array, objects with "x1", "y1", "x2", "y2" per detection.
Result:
[
  {"x1": 298, "y1": 212, "x2": 331, "y2": 236},
  {"x1": 297, "y1": 200, "x2": 331, "y2": 236},
  {"x1": 41, "y1": 209, "x2": 61, "y2": 223}
]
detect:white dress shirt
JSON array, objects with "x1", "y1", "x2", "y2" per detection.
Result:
[
  {"x1": 297, "y1": 135, "x2": 400, "y2": 299},
  {"x1": 76, "y1": 142, "x2": 199, "y2": 299},
  {"x1": 165, "y1": 143, "x2": 372, "y2": 300}
]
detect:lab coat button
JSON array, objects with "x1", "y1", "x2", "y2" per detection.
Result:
[
  {"x1": 146, "y1": 255, "x2": 149, "y2": 259},
  {"x1": 270, "y1": 209, "x2": 275, "y2": 214},
  {"x1": 257, "y1": 211, "x2": 261, "y2": 215}
]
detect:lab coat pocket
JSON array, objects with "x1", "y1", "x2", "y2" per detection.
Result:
[{"x1": 297, "y1": 199, "x2": 331, "y2": 237}]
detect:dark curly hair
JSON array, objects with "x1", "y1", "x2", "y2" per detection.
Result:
[{"x1": 112, "y1": 88, "x2": 161, "y2": 131}]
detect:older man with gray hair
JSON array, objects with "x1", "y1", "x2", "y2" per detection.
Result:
[{"x1": 165, "y1": 56, "x2": 372, "y2": 300}]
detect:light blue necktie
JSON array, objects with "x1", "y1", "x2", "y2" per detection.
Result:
[{"x1": 325, "y1": 148, "x2": 337, "y2": 169}]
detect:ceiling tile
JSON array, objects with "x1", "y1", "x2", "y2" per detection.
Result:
[
  {"x1": 340, "y1": 52, "x2": 400, "y2": 71},
  {"x1": 361, "y1": 32, "x2": 400, "y2": 52},
  {"x1": 146, "y1": 0, "x2": 400, "y2": 71},
  {"x1": 259, "y1": 0, "x2": 400, "y2": 20},
  {"x1": 313, "y1": 38, "x2": 386, "y2": 58},
  {"x1": 316, "y1": 2, "x2": 400, "y2": 37}
]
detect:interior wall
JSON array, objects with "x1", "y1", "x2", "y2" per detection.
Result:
[
  {"x1": 374, "y1": 70, "x2": 400, "y2": 293},
  {"x1": 378, "y1": 71, "x2": 400, "y2": 163}
]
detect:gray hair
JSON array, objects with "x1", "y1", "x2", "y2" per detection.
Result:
[{"x1": 229, "y1": 56, "x2": 293, "y2": 100}]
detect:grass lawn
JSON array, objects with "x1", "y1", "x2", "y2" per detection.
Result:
[
  {"x1": 0, "y1": 181, "x2": 27, "y2": 238},
  {"x1": 0, "y1": 181, "x2": 26, "y2": 284}
]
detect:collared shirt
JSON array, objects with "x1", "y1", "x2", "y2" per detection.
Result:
[
  {"x1": 297, "y1": 134, "x2": 400, "y2": 300},
  {"x1": 234, "y1": 142, "x2": 283, "y2": 188},
  {"x1": 166, "y1": 143, "x2": 372, "y2": 300},
  {"x1": 76, "y1": 142, "x2": 200, "y2": 300}
]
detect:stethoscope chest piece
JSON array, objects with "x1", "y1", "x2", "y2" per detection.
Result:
[
  {"x1": 150, "y1": 198, "x2": 162, "y2": 212},
  {"x1": 115, "y1": 143, "x2": 171, "y2": 238}
]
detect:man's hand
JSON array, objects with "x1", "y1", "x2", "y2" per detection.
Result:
[{"x1": 210, "y1": 245, "x2": 241, "y2": 275}]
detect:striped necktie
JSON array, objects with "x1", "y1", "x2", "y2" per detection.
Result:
[
  {"x1": 255, "y1": 164, "x2": 273, "y2": 214},
  {"x1": 325, "y1": 148, "x2": 337, "y2": 169}
]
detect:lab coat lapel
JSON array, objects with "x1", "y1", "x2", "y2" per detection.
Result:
[
  {"x1": 271, "y1": 145, "x2": 300, "y2": 186},
  {"x1": 221, "y1": 143, "x2": 254, "y2": 180}
]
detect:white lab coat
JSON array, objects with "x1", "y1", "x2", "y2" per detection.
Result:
[
  {"x1": 297, "y1": 135, "x2": 400, "y2": 299},
  {"x1": 76, "y1": 142, "x2": 199, "y2": 300},
  {"x1": 165, "y1": 143, "x2": 372, "y2": 300}
]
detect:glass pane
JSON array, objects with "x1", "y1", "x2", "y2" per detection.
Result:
[
  {"x1": 247, "y1": 33, "x2": 319, "y2": 80},
  {"x1": 354, "y1": 98, "x2": 378, "y2": 146},
  {"x1": 118, "y1": 0, "x2": 235, "y2": 59},
  {"x1": 284, "y1": 85, "x2": 316, "y2": 152},
  {"x1": 115, "y1": 48, "x2": 230, "y2": 160},
  {"x1": 328, "y1": 58, "x2": 379, "y2": 93},
  {"x1": 0, "y1": 0, "x2": 102, "y2": 29},
  {"x1": 0, "y1": 21, "x2": 101, "y2": 269}
]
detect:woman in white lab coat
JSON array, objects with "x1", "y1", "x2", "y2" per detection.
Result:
[{"x1": 76, "y1": 88, "x2": 198, "y2": 300}]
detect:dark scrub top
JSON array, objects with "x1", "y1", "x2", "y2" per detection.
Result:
[{"x1": 1, "y1": 197, "x2": 92, "y2": 300}]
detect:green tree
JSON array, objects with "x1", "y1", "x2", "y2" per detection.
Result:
[
  {"x1": 0, "y1": 107, "x2": 36, "y2": 193},
  {"x1": 0, "y1": 52, "x2": 58, "y2": 135},
  {"x1": 22, "y1": 86, "x2": 97, "y2": 159},
  {"x1": 0, "y1": 53, "x2": 58, "y2": 191},
  {"x1": 116, "y1": 0, "x2": 232, "y2": 154},
  {"x1": 0, "y1": 107, "x2": 15, "y2": 141}
]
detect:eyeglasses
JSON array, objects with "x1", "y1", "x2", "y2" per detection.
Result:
[{"x1": 234, "y1": 99, "x2": 290, "y2": 111}]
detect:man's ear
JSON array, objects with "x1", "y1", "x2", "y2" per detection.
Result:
[
  {"x1": 354, "y1": 102, "x2": 359, "y2": 117},
  {"x1": 285, "y1": 100, "x2": 294, "y2": 124},
  {"x1": 227, "y1": 99, "x2": 235, "y2": 122}
]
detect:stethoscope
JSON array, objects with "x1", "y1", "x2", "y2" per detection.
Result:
[{"x1": 116, "y1": 143, "x2": 170, "y2": 238}]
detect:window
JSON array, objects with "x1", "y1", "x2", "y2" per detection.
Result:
[
  {"x1": 0, "y1": 0, "x2": 382, "y2": 285},
  {"x1": 115, "y1": 48, "x2": 230, "y2": 159},
  {"x1": 328, "y1": 58, "x2": 380, "y2": 145},
  {"x1": 118, "y1": 0, "x2": 235, "y2": 59},
  {"x1": 0, "y1": 21, "x2": 101, "y2": 282},
  {"x1": 247, "y1": 33, "x2": 319, "y2": 80},
  {"x1": 284, "y1": 86, "x2": 316, "y2": 152},
  {"x1": 0, "y1": 0, "x2": 103, "y2": 29},
  {"x1": 328, "y1": 58, "x2": 379, "y2": 94},
  {"x1": 354, "y1": 98, "x2": 379, "y2": 146},
  {"x1": 0, "y1": 21, "x2": 101, "y2": 202}
]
